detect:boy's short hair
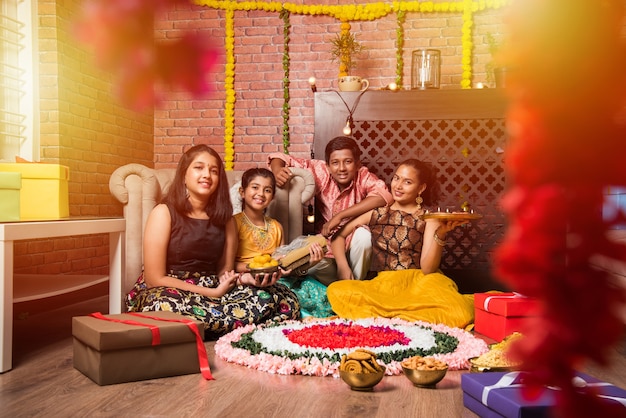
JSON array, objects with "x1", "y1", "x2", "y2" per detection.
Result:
[{"x1": 324, "y1": 136, "x2": 361, "y2": 164}]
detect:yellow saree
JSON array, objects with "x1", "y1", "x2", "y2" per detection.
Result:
[{"x1": 327, "y1": 269, "x2": 474, "y2": 329}]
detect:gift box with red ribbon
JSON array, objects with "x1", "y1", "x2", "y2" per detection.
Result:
[
  {"x1": 72, "y1": 311, "x2": 212, "y2": 385},
  {"x1": 462, "y1": 371, "x2": 626, "y2": 418},
  {"x1": 474, "y1": 292, "x2": 539, "y2": 341}
]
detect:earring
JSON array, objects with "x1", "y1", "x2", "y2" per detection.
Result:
[{"x1": 416, "y1": 195, "x2": 423, "y2": 211}]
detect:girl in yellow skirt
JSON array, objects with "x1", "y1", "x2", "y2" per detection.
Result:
[{"x1": 327, "y1": 159, "x2": 475, "y2": 328}]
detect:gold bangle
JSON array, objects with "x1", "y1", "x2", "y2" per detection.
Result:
[{"x1": 433, "y1": 231, "x2": 446, "y2": 247}]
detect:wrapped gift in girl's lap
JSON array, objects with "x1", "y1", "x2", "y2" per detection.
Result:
[
  {"x1": 273, "y1": 234, "x2": 327, "y2": 275},
  {"x1": 474, "y1": 292, "x2": 540, "y2": 342},
  {"x1": 462, "y1": 371, "x2": 626, "y2": 418},
  {"x1": 72, "y1": 311, "x2": 212, "y2": 385}
]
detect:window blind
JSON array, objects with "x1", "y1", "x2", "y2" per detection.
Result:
[{"x1": 0, "y1": 0, "x2": 29, "y2": 162}]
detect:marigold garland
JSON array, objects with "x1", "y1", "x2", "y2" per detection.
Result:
[
  {"x1": 395, "y1": 10, "x2": 406, "y2": 88},
  {"x1": 280, "y1": 8, "x2": 291, "y2": 154},
  {"x1": 337, "y1": 23, "x2": 349, "y2": 77},
  {"x1": 193, "y1": 0, "x2": 510, "y2": 163},
  {"x1": 78, "y1": 0, "x2": 513, "y2": 161},
  {"x1": 223, "y1": 7, "x2": 236, "y2": 170},
  {"x1": 331, "y1": 22, "x2": 366, "y2": 78},
  {"x1": 460, "y1": 0, "x2": 473, "y2": 89}
]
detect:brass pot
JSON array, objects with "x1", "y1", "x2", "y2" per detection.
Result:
[{"x1": 339, "y1": 365, "x2": 386, "y2": 391}]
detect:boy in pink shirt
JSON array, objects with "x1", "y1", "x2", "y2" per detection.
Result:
[{"x1": 269, "y1": 136, "x2": 393, "y2": 284}]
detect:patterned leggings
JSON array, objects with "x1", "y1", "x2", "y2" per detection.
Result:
[{"x1": 126, "y1": 271, "x2": 301, "y2": 339}]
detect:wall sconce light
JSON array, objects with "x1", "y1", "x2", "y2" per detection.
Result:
[
  {"x1": 308, "y1": 77, "x2": 317, "y2": 93},
  {"x1": 342, "y1": 116, "x2": 353, "y2": 136},
  {"x1": 307, "y1": 204, "x2": 315, "y2": 224},
  {"x1": 334, "y1": 89, "x2": 367, "y2": 137},
  {"x1": 381, "y1": 82, "x2": 398, "y2": 91}
]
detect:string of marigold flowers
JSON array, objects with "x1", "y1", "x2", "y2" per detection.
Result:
[
  {"x1": 395, "y1": 10, "x2": 406, "y2": 88},
  {"x1": 280, "y1": 8, "x2": 291, "y2": 154},
  {"x1": 223, "y1": 6, "x2": 236, "y2": 170},
  {"x1": 194, "y1": 0, "x2": 512, "y2": 161}
]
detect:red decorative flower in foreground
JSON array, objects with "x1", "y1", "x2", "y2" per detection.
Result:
[
  {"x1": 74, "y1": 0, "x2": 220, "y2": 110},
  {"x1": 494, "y1": 1, "x2": 626, "y2": 418}
]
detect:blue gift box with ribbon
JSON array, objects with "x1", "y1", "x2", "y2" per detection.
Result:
[{"x1": 462, "y1": 371, "x2": 626, "y2": 418}]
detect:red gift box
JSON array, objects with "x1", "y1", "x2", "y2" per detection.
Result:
[{"x1": 474, "y1": 292, "x2": 539, "y2": 341}]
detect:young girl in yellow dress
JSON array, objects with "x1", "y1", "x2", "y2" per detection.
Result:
[
  {"x1": 327, "y1": 159, "x2": 475, "y2": 328},
  {"x1": 234, "y1": 168, "x2": 284, "y2": 275},
  {"x1": 234, "y1": 168, "x2": 324, "y2": 281}
]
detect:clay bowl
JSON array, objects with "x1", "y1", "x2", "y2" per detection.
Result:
[
  {"x1": 401, "y1": 365, "x2": 448, "y2": 388},
  {"x1": 339, "y1": 365, "x2": 386, "y2": 391}
]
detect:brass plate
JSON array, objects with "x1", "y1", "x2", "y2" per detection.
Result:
[{"x1": 421, "y1": 212, "x2": 483, "y2": 221}]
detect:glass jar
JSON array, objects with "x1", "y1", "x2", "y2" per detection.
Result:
[{"x1": 411, "y1": 49, "x2": 441, "y2": 90}]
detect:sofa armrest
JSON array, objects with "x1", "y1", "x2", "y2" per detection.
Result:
[
  {"x1": 268, "y1": 167, "x2": 315, "y2": 243},
  {"x1": 109, "y1": 164, "x2": 160, "y2": 297}
]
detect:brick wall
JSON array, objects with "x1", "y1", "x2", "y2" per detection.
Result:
[
  {"x1": 14, "y1": 0, "x2": 154, "y2": 275},
  {"x1": 13, "y1": 1, "x2": 625, "y2": 280},
  {"x1": 154, "y1": 2, "x2": 508, "y2": 170}
]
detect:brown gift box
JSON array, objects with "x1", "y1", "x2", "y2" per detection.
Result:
[{"x1": 72, "y1": 311, "x2": 205, "y2": 385}]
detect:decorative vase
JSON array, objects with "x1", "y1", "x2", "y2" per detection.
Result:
[
  {"x1": 494, "y1": 67, "x2": 508, "y2": 88},
  {"x1": 411, "y1": 49, "x2": 441, "y2": 90}
]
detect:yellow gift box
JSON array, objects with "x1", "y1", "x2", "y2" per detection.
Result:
[
  {"x1": 0, "y1": 163, "x2": 69, "y2": 219},
  {"x1": 0, "y1": 172, "x2": 21, "y2": 222}
]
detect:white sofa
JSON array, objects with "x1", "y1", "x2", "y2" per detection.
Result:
[{"x1": 109, "y1": 163, "x2": 315, "y2": 297}]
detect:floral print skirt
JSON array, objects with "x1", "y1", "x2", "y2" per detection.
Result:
[{"x1": 126, "y1": 271, "x2": 301, "y2": 340}]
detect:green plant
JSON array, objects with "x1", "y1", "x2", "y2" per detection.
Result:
[
  {"x1": 486, "y1": 33, "x2": 501, "y2": 57},
  {"x1": 485, "y1": 33, "x2": 503, "y2": 85},
  {"x1": 330, "y1": 31, "x2": 365, "y2": 77}
]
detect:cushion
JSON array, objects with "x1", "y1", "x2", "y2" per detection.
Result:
[{"x1": 230, "y1": 181, "x2": 242, "y2": 214}]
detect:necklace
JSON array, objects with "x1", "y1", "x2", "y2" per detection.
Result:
[
  {"x1": 390, "y1": 203, "x2": 420, "y2": 215},
  {"x1": 240, "y1": 210, "x2": 275, "y2": 252},
  {"x1": 242, "y1": 210, "x2": 268, "y2": 232}
]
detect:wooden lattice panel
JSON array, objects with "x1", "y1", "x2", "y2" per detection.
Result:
[{"x1": 352, "y1": 118, "x2": 507, "y2": 270}]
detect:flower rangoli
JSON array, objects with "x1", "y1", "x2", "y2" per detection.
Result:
[{"x1": 215, "y1": 317, "x2": 488, "y2": 377}]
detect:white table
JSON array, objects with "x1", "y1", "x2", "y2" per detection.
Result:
[{"x1": 0, "y1": 218, "x2": 125, "y2": 372}]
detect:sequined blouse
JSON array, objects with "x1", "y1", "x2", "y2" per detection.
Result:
[{"x1": 369, "y1": 206, "x2": 426, "y2": 272}]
